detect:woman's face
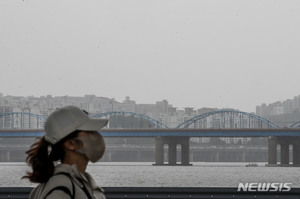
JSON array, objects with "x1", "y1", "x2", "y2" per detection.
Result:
[{"x1": 74, "y1": 131, "x2": 97, "y2": 149}]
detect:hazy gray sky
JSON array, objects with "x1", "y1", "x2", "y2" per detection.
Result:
[{"x1": 1, "y1": 0, "x2": 300, "y2": 112}]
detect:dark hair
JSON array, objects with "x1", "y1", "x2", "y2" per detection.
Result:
[{"x1": 23, "y1": 131, "x2": 80, "y2": 183}]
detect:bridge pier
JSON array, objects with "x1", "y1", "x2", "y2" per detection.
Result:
[
  {"x1": 293, "y1": 140, "x2": 300, "y2": 165},
  {"x1": 267, "y1": 137, "x2": 277, "y2": 165},
  {"x1": 153, "y1": 137, "x2": 192, "y2": 166},
  {"x1": 168, "y1": 142, "x2": 177, "y2": 165},
  {"x1": 267, "y1": 137, "x2": 300, "y2": 167},
  {"x1": 181, "y1": 138, "x2": 190, "y2": 165},
  {"x1": 280, "y1": 142, "x2": 289, "y2": 165},
  {"x1": 241, "y1": 151, "x2": 246, "y2": 162},
  {"x1": 155, "y1": 137, "x2": 164, "y2": 165},
  {"x1": 107, "y1": 151, "x2": 112, "y2": 162},
  {"x1": 0, "y1": 151, "x2": 11, "y2": 162}
]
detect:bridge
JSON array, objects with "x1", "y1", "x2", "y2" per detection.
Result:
[
  {"x1": 1, "y1": 128, "x2": 300, "y2": 167},
  {"x1": 1, "y1": 110, "x2": 300, "y2": 166},
  {"x1": 1, "y1": 128, "x2": 300, "y2": 137}
]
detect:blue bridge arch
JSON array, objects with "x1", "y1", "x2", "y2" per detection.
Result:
[
  {"x1": 176, "y1": 110, "x2": 280, "y2": 129},
  {"x1": 0, "y1": 112, "x2": 47, "y2": 129},
  {"x1": 91, "y1": 111, "x2": 169, "y2": 129},
  {"x1": 289, "y1": 120, "x2": 300, "y2": 128}
]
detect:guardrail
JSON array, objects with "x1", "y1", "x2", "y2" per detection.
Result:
[{"x1": 0, "y1": 187, "x2": 299, "y2": 199}]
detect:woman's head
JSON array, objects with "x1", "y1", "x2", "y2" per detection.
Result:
[{"x1": 24, "y1": 106, "x2": 108, "y2": 183}]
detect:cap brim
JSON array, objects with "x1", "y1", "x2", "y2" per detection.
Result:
[{"x1": 77, "y1": 119, "x2": 108, "y2": 131}]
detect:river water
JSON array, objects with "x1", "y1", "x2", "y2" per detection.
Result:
[{"x1": 0, "y1": 162, "x2": 299, "y2": 188}]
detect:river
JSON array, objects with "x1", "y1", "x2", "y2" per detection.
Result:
[{"x1": 0, "y1": 162, "x2": 299, "y2": 188}]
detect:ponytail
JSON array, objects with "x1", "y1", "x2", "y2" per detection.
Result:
[
  {"x1": 23, "y1": 131, "x2": 80, "y2": 183},
  {"x1": 23, "y1": 137, "x2": 55, "y2": 183}
]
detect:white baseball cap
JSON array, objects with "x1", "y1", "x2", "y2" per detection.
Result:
[{"x1": 44, "y1": 106, "x2": 108, "y2": 144}]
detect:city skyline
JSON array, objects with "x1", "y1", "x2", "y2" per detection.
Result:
[
  {"x1": 1, "y1": 1, "x2": 300, "y2": 113},
  {"x1": 2, "y1": 93, "x2": 297, "y2": 130},
  {"x1": 1, "y1": 92, "x2": 300, "y2": 115}
]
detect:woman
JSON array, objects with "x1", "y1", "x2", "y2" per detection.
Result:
[{"x1": 24, "y1": 106, "x2": 108, "y2": 199}]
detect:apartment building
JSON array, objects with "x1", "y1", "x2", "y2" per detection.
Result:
[{"x1": 256, "y1": 95, "x2": 300, "y2": 116}]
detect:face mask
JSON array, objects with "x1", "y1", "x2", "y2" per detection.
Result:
[{"x1": 75, "y1": 132, "x2": 105, "y2": 163}]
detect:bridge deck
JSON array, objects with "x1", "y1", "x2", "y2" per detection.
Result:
[{"x1": 1, "y1": 128, "x2": 300, "y2": 137}]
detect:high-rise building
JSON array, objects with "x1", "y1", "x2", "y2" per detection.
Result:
[{"x1": 0, "y1": 106, "x2": 13, "y2": 128}]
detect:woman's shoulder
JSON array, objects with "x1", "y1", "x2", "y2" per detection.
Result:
[{"x1": 29, "y1": 172, "x2": 75, "y2": 199}]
